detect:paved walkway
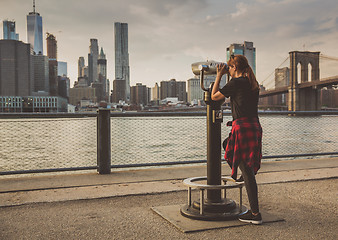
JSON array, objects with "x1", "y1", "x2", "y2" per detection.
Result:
[
  {"x1": 0, "y1": 157, "x2": 337, "y2": 239},
  {"x1": 0, "y1": 157, "x2": 337, "y2": 207}
]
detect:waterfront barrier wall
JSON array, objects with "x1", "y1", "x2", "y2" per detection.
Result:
[{"x1": 0, "y1": 111, "x2": 337, "y2": 175}]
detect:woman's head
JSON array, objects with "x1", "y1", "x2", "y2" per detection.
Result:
[{"x1": 227, "y1": 55, "x2": 259, "y2": 91}]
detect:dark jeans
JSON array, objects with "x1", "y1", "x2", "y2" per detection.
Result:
[{"x1": 239, "y1": 161, "x2": 259, "y2": 214}]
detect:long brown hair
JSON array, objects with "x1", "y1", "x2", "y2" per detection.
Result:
[{"x1": 227, "y1": 55, "x2": 259, "y2": 91}]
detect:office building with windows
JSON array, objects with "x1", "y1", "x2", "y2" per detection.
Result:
[
  {"x1": 0, "y1": 95, "x2": 67, "y2": 113},
  {"x1": 33, "y1": 54, "x2": 49, "y2": 93},
  {"x1": 57, "y1": 76, "x2": 70, "y2": 100},
  {"x1": 78, "y1": 57, "x2": 85, "y2": 78},
  {"x1": 275, "y1": 67, "x2": 289, "y2": 88},
  {"x1": 46, "y1": 33, "x2": 58, "y2": 95},
  {"x1": 0, "y1": 40, "x2": 33, "y2": 96},
  {"x1": 152, "y1": 83, "x2": 160, "y2": 101},
  {"x1": 114, "y1": 22, "x2": 130, "y2": 102},
  {"x1": 226, "y1": 41, "x2": 256, "y2": 75},
  {"x1": 131, "y1": 83, "x2": 148, "y2": 106},
  {"x1": 187, "y1": 76, "x2": 220, "y2": 104},
  {"x1": 112, "y1": 79, "x2": 125, "y2": 103},
  {"x1": 27, "y1": 2, "x2": 43, "y2": 54},
  {"x1": 160, "y1": 79, "x2": 187, "y2": 102},
  {"x1": 88, "y1": 38, "x2": 98, "y2": 85},
  {"x1": 58, "y1": 61, "x2": 67, "y2": 77},
  {"x1": 3, "y1": 20, "x2": 19, "y2": 40},
  {"x1": 46, "y1": 32, "x2": 57, "y2": 60},
  {"x1": 69, "y1": 78, "x2": 97, "y2": 106},
  {"x1": 98, "y1": 47, "x2": 109, "y2": 102},
  {"x1": 274, "y1": 67, "x2": 290, "y2": 105}
]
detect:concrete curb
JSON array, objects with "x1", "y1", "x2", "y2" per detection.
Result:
[{"x1": 0, "y1": 162, "x2": 337, "y2": 207}]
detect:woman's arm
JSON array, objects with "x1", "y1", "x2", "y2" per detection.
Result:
[{"x1": 211, "y1": 63, "x2": 227, "y2": 101}]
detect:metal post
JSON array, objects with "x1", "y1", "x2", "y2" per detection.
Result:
[
  {"x1": 205, "y1": 91, "x2": 222, "y2": 202},
  {"x1": 223, "y1": 181, "x2": 227, "y2": 199},
  {"x1": 200, "y1": 189, "x2": 204, "y2": 215},
  {"x1": 97, "y1": 109, "x2": 111, "y2": 174}
]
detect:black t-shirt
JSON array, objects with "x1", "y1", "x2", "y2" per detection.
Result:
[{"x1": 220, "y1": 76, "x2": 259, "y2": 120}]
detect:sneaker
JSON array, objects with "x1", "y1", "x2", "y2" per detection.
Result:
[
  {"x1": 236, "y1": 175, "x2": 244, "y2": 184},
  {"x1": 239, "y1": 210, "x2": 263, "y2": 225}
]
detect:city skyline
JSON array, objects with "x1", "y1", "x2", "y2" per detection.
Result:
[{"x1": 0, "y1": 0, "x2": 337, "y2": 89}]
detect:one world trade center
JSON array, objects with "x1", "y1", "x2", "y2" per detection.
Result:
[{"x1": 27, "y1": 0, "x2": 43, "y2": 54}]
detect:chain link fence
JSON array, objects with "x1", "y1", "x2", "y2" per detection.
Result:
[
  {"x1": 111, "y1": 116, "x2": 207, "y2": 166},
  {"x1": 0, "y1": 112, "x2": 337, "y2": 174},
  {"x1": 0, "y1": 117, "x2": 96, "y2": 174},
  {"x1": 259, "y1": 115, "x2": 338, "y2": 156},
  {"x1": 111, "y1": 113, "x2": 338, "y2": 167}
]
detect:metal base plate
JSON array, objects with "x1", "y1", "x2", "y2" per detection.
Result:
[
  {"x1": 152, "y1": 204, "x2": 284, "y2": 233},
  {"x1": 180, "y1": 203, "x2": 248, "y2": 221}
]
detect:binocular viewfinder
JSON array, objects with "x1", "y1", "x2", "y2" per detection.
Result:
[{"x1": 191, "y1": 60, "x2": 228, "y2": 75}]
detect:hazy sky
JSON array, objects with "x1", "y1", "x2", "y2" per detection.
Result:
[{"x1": 1, "y1": 0, "x2": 338, "y2": 89}]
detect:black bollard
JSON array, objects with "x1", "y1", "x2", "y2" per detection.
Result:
[{"x1": 97, "y1": 109, "x2": 111, "y2": 174}]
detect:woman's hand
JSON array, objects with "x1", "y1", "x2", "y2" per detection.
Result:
[
  {"x1": 217, "y1": 63, "x2": 228, "y2": 77},
  {"x1": 211, "y1": 63, "x2": 227, "y2": 101}
]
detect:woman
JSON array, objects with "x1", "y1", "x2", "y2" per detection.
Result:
[{"x1": 211, "y1": 55, "x2": 263, "y2": 225}]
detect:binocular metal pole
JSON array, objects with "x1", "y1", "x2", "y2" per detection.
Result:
[
  {"x1": 180, "y1": 65, "x2": 247, "y2": 220},
  {"x1": 199, "y1": 68, "x2": 223, "y2": 203},
  {"x1": 205, "y1": 91, "x2": 222, "y2": 203}
]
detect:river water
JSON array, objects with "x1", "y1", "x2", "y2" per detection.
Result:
[{"x1": 0, "y1": 114, "x2": 337, "y2": 173}]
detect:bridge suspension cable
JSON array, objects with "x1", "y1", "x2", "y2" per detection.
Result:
[
  {"x1": 259, "y1": 54, "x2": 337, "y2": 89},
  {"x1": 260, "y1": 56, "x2": 290, "y2": 87},
  {"x1": 320, "y1": 54, "x2": 338, "y2": 61}
]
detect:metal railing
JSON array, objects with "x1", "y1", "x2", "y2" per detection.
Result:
[{"x1": 0, "y1": 110, "x2": 337, "y2": 175}]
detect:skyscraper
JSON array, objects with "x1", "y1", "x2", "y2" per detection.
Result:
[
  {"x1": 46, "y1": 33, "x2": 58, "y2": 95},
  {"x1": 0, "y1": 40, "x2": 33, "y2": 96},
  {"x1": 275, "y1": 67, "x2": 289, "y2": 88},
  {"x1": 160, "y1": 79, "x2": 187, "y2": 102},
  {"x1": 33, "y1": 54, "x2": 49, "y2": 93},
  {"x1": 130, "y1": 83, "x2": 148, "y2": 106},
  {"x1": 46, "y1": 32, "x2": 57, "y2": 60},
  {"x1": 88, "y1": 38, "x2": 98, "y2": 86},
  {"x1": 78, "y1": 57, "x2": 85, "y2": 78},
  {"x1": 57, "y1": 75, "x2": 70, "y2": 100},
  {"x1": 226, "y1": 41, "x2": 256, "y2": 75},
  {"x1": 112, "y1": 79, "x2": 125, "y2": 103},
  {"x1": 187, "y1": 76, "x2": 217, "y2": 103},
  {"x1": 98, "y1": 48, "x2": 107, "y2": 80},
  {"x1": 275, "y1": 67, "x2": 289, "y2": 105},
  {"x1": 114, "y1": 22, "x2": 130, "y2": 102},
  {"x1": 3, "y1": 20, "x2": 19, "y2": 40},
  {"x1": 27, "y1": 0, "x2": 43, "y2": 54},
  {"x1": 82, "y1": 66, "x2": 88, "y2": 79},
  {"x1": 151, "y1": 83, "x2": 160, "y2": 101},
  {"x1": 58, "y1": 61, "x2": 67, "y2": 77},
  {"x1": 98, "y1": 47, "x2": 109, "y2": 101}
]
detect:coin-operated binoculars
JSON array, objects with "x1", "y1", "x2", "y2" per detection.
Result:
[{"x1": 180, "y1": 61, "x2": 247, "y2": 220}]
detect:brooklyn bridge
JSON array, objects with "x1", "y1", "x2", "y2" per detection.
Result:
[{"x1": 259, "y1": 51, "x2": 338, "y2": 111}]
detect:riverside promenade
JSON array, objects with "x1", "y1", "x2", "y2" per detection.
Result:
[{"x1": 0, "y1": 157, "x2": 337, "y2": 239}]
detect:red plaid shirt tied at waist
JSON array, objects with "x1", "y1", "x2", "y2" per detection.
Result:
[{"x1": 224, "y1": 117, "x2": 262, "y2": 180}]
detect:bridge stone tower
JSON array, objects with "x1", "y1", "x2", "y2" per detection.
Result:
[{"x1": 288, "y1": 51, "x2": 321, "y2": 111}]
